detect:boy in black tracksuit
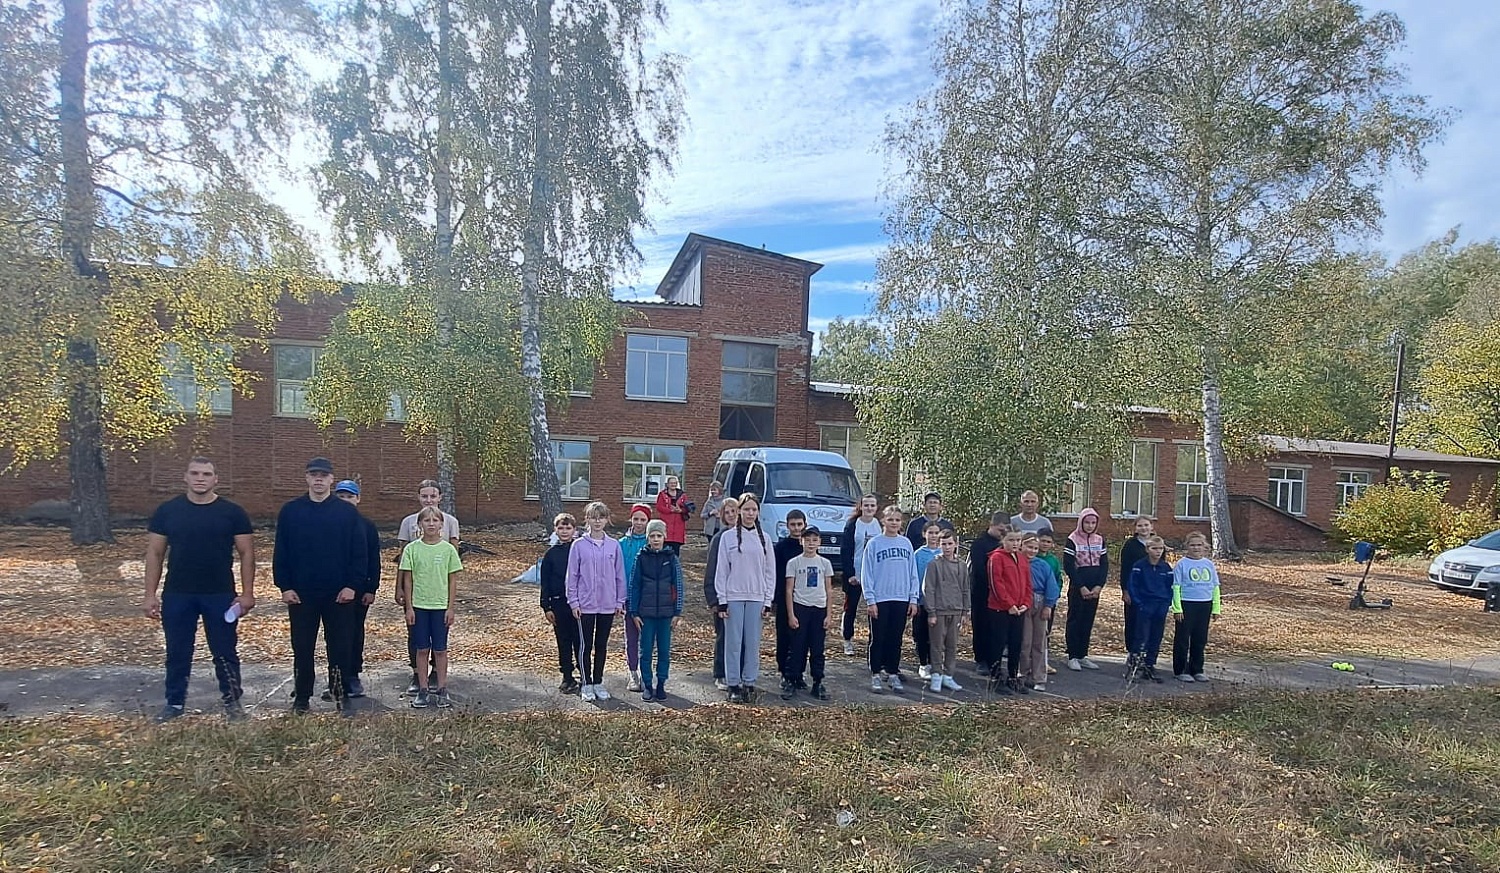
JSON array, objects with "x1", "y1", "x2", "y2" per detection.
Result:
[
  {"x1": 331, "y1": 480, "x2": 381, "y2": 700},
  {"x1": 774, "y1": 511, "x2": 808, "y2": 694},
  {"x1": 968, "y1": 511, "x2": 1009, "y2": 672},
  {"x1": 1117, "y1": 516, "x2": 1153, "y2": 658},
  {"x1": 540, "y1": 513, "x2": 580, "y2": 694}
]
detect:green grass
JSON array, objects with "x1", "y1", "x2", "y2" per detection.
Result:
[{"x1": 1, "y1": 689, "x2": 1497, "y2": 871}]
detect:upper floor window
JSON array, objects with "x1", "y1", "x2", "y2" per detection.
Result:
[
  {"x1": 1267, "y1": 465, "x2": 1307, "y2": 516},
  {"x1": 274, "y1": 344, "x2": 319, "y2": 417},
  {"x1": 1111, "y1": 440, "x2": 1158, "y2": 517},
  {"x1": 625, "y1": 334, "x2": 687, "y2": 401},
  {"x1": 719, "y1": 341, "x2": 777, "y2": 441},
  {"x1": 162, "y1": 342, "x2": 232, "y2": 415},
  {"x1": 819, "y1": 425, "x2": 876, "y2": 495}
]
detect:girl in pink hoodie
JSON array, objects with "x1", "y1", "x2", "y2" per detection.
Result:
[{"x1": 1063, "y1": 508, "x2": 1109, "y2": 671}]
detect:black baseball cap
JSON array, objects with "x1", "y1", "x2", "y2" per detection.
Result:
[
  {"x1": 306, "y1": 457, "x2": 334, "y2": 474},
  {"x1": 801, "y1": 526, "x2": 822, "y2": 537}
]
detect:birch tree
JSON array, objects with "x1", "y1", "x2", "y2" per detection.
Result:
[{"x1": 0, "y1": 0, "x2": 321, "y2": 543}]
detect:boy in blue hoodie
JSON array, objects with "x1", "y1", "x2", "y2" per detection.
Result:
[
  {"x1": 1020, "y1": 532, "x2": 1061, "y2": 691},
  {"x1": 627, "y1": 520, "x2": 683, "y2": 701},
  {"x1": 1126, "y1": 535, "x2": 1173, "y2": 683},
  {"x1": 617, "y1": 503, "x2": 652, "y2": 691}
]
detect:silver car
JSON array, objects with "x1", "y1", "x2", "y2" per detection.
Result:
[{"x1": 1427, "y1": 529, "x2": 1500, "y2": 595}]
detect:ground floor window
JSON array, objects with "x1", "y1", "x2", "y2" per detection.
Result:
[
  {"x1": 623, "y1": 443, "x2": 685, "y2": 501},
  {"x1": 526, "y1": 440, "x2": 591, "y2": 500},
  {"x1": 1335, "y1": 470, "x2": 1373, "y2": 508},
  {"x1": 1267, "y1": 465, "x2": 1307, "y2": 516}
]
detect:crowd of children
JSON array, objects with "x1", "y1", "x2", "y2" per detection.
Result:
[{"x1": 355, "y1": 477, "x2": 1224, "y2": 708}]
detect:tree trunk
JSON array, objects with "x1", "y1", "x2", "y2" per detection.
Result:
[
  {"x1": 59, "y1": 0, "x2": 113, "y2": 544},
  {"x1": 519, "y1": 0, "x2": 562, "y2": 521},
  {"x1": 433, "y1": 0, "x2": 458, "y2": 515},
  {"x1": 1200, "y1": 360, "x2": 1240, "y2": 559}
]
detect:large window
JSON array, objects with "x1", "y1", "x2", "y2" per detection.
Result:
[
  {"x1": 1111, "y1": 440, "x2": 1158, "y2": 518},
  {"x1": 274, "y1": 344, "x2": 319, "y2": 416},
  {"x1": 162, "y1": 342, "x2": 232, "y2": 415},
  {"x1": 623, "y1": 443, "x2": 685, "y2": 501},
  {"x1": 1267, "y1": 466, "x2": 1307, "y2": 516},
  {"x1": 819, "y1": 425, "x2": 876, "y2": 495},
  {"x1": 1175, "y1": 443, "x2": 1209, "y2": 520},
  {"x1": 1335, "y1": 470, "x2": 1373, "y2": 508},
  {"x1": 526, "y1": 441, "x2": 591, "y2": 501},
  {"x1": 625, "y1": 334, "x2": 687, "y2": 401},
  {"x1": 719, "y1": 341, "x2": 777, "y2": 441},
  {"x1": 1051, "y1": 462, "x2": 1090, "y2": 516}
]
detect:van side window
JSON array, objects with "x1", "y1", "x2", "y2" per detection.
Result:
[
  {"x1": 727, "y1": 461, "x2": 750, "y2": 497},
  {"x1": 745, "y1": 463, "x2": 766, "y2": 501}
]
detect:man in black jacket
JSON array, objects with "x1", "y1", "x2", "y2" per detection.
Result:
[
  {"x1": 273, "y1": 457, "x2": 368, "y2": 714},
  {"x1": 968, "y1": 511, "x2": 1009, "y2": 673},
  {"x1": 332, "y1": 479, "x2": 380, "y2": 700}
]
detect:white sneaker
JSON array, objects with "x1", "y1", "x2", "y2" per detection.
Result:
[
  {"x1": 581, "y1": 684, "x2": 598, "y2": 701},
  {"x1": 1192, "y1": 673, "x2": 1209, "y2": 682},
  {"x1": 1177, "y1": 674, "x2": 1195, "y2": 683},
  {"x1": 1080, "y1": 658, "x2": 1100, "y2": 670},
  {"x1": 714, "y1": 678, "x2": 729, "y2": 691},
  {"x1": 626, "y1": 671, "x2": 642, "y2": 692},
  {"x1": 941, "y1": 675, "x2": 963, "y2": 691},
  {"x1": 843, "y1": 640, "x2": 856, "y2": 656},
  {"x1": 1031, "y1": 682, "x2": 1046, "y2": 692},
  {"x1": 595, "y1": 685, "x2": 611, "y2": 700},
  {"x1": 1067, "y1": 658, "x2": 1083, "y2": 672},
  {"x1": 929, "y1": 675, "x2": 943, "y2": 693},
  {"x1": 918, "y1": 664, "x2": 932, "y2": 680},
  {"x1": 869, "y1": 675, "x2": 884, "y2": 693}
]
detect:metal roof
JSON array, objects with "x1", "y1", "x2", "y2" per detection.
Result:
[{"x1": 1260, "y1": 436, "x2": 1500, "y2": 466}]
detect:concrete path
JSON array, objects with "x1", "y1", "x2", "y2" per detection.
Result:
[{"x1": 3, "y1": 651, "x2": 1498, "y2": 722}]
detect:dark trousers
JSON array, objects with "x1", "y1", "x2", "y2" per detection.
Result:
[
  {"x1": 912, "y1": 604, "x2": 931, "y2": 666},
  {"x1": 288, "y1": 592, "x2": 356, "y2": 704},
  {"x1": 1122, "y1": 600, "x2": 1137, "y2": 656},
  {"x1": 789, "y1": 603, "x2": 828, "y2": 682},
  {"x1": 712, "y1": 613, "x2": 726, "y2": 680},
  {"x1": 161, "y1": 591, "x2": 241, "y2": 707},
  {"x1": 1065, "y1": 586, "x2": 1100, "y2": 659},
  {"x1": 988, "y1": 609, "x2": 1025, "y2": 679},
  {"x1": 1172, "y1": 601, "x2": 1214, "y2": 676},
  {"x1": 841, "y1": 582, "x2": 861, "y2": 642},
  {"x1": 773, "y1": 593, "x2": 793, "y2": 678},
  {"x1": 867, "y1": 601, "x2": 909, "y2": 675},
  {"x1": 1128, "y1": 603, "x2": 1170, "y2": 667},
  {"x1": 971, "y1": 579, "x2": 991, "y2": 665},
  {"x1": 551, "y1": 612, "x2": 579, "y2": 681},
  {"x1": 344, "y1": 601, "x2": 370, "y2": 676},
  {"x1": 578, "y1": 612, "x2": 614, "y2": 685}
]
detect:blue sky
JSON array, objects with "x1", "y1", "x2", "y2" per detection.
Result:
[{"x1": 622, "y1": 0, "x2": 1500, "y2": 338}]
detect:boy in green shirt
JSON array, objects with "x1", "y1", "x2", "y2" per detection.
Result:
[{"x1": 399, "y1": 507, "x2": 464, "y2": 708}]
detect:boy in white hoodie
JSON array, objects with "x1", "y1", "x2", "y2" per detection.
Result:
[{"x1": 860, "y1": 505, "x2": 921, "y2": 694}]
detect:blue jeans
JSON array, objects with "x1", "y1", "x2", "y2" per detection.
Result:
[
  {"x1": 639, "y1": 616, "x2": 673, "y2": 684},
  {"x1": 161, "y1": 591, "x2": 241, "y2": 707},
  {"x1": 1129, "y1": 602, "x2": 1171, "y2": 667}
]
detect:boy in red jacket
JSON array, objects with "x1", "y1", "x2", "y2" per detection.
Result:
[{"x1": 986, "y1": 530, "x2": 1031, "y2": 696}]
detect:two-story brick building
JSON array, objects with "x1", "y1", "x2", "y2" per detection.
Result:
[{"x1": 2, "y1": 232, "x2": 1496, "y2": 550}]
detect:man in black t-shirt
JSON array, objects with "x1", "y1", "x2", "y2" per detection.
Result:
[{"x1": 144, "y1": 456, "x2": 256, "y2": 722}]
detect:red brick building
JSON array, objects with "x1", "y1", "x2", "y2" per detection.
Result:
[{"x1": 2, "y1": 232, "x2": 1495, "y2": 550}]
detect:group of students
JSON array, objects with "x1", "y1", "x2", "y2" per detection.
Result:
[{"x1": 535, "y1": 483, "x2": 1224, "y2": 705}]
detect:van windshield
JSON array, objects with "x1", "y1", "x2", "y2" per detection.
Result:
[{"x1": 765, "y1": 463, "x2": 859, "y2": 505}]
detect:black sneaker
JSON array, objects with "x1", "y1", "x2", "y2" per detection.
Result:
[
  {"x1": 320, "y1": 688, "x2": 334, "y2": 702},
  {"x1": 654, "y1": 684, "x2": 668, "y2": 701},
  {"x1": 291, "y1": 699, "x2": 310, "y2": 715},
  {"x1": 559, "y1": 678, "x2": 581, "y2": 695},
  {"x1": 728, "y1": 685, "x2": 747, "y2": 704},
  {"x1": 155, "y1": 704, "x2": 184, "y2": 723},
  {"x1": 435, "y1": 688, "x2": 453, "y2": 709},
  {"x1": 780, "y1": 678, "x2": 797, "y2": 700},
  {"x1": 406, "y1": 674, "x2": 420, "y2": 695},
  {"x1": 224, "y1": 701, "x2": 247, "y2": 723},
  {"x1": 1142, "y1": 665, "x2": 1163, "y2": 683},
  {"x1": 811, "y1": 682, "x2": 830, "y2": 700},
  {"x1": 989, "y1": 677, "x2": 1013, "y2": 696},
  {"x1": 1012, "y1": 678, "x2": 1030, "y2": 695},
  {"x1": 346, "y1": 677, "x2": 365, "y2": 698},
  {"x1": 794, "y1": 677, "x2": 809, "y2": 691},
  {"x1": 410, "y1": 690, "x2": 431, "y2": 709}
]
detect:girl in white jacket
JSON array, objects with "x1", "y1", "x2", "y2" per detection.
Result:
[{"x1": 713, "y1": 492, "x2": 777, "y2": 703}]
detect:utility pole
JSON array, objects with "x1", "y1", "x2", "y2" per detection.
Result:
[{"x1": 1384, "y1": 335, "x2": 1406, "y2": 482}]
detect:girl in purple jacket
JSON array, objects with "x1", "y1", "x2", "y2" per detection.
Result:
[{"x1": 567, "y1": 501, "x2": 626, "y2": 701}]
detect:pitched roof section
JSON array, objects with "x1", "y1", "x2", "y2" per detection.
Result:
[
  {"x1": 655, "y1": 233, "x2": 824, "y2": 305},
  {"x1": 1260, "y1": 436, "x2": 1500, "y2": 466}
]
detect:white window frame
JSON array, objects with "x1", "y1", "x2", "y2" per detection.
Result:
[
  {"x1": 1174, "y1": 442, "x2": 1210, "y2": 520},
  {"x1": 719, "y1": 340, "x2": 778, "y2": 441},
  {"x1": 625, "y1": 333, "x2": 688, "y2": 402},
  {"x1": 1111, "y1": 440, "x2": 1158, "y2": 518},
  {"x1": 818, "y1": 424, "x2": 876, "y2": 496},
  {"x1": 525, "y1": 440, "x2": 592, "y2": 501},
  {"x1": 161, "y1": 341, "x2": 233, "y2": 415},
  {"x1": 622, "y1": 443, "x2": 685, "y2": 501},
  {"x1": 1051, "y1": 463, "x2": 1090, "y2": 517},
  {"x1": 1267, "y1": 465, "x2": 1309, "y2": 516},
  {"x1": 1334, "y1": 468, "x2": 1375, "y2": 508},
  {"x1": 273, "y1": 343, "x2": 321, "y2": 417}
]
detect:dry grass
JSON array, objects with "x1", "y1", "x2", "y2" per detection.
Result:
[
  {"x1": 0, "y1": 688, "x2": 1497, "y2": 871},
  {"x1": 0, "y1": 526, "x2": 1494, "y2": 669}
]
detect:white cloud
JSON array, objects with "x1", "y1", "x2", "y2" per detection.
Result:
[{"x1": 792, "y1": 241, "x2": 887, "y2": 266}]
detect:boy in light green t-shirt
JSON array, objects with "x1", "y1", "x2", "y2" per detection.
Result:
[{"x1": 399, "y1": 507, "x2": 463, "y2": 708}]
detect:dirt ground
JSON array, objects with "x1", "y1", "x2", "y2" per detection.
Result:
[{"x1": 0, "y1": 525, "x2": 1494, "y2": 669}]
